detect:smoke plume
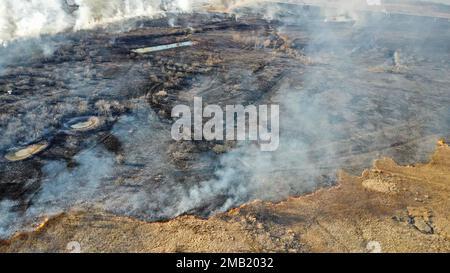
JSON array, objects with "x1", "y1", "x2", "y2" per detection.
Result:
[{"x1": 0, "y1": 0, "x2": 449, "y2": 239}]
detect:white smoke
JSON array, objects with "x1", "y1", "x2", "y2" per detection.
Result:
[
  {"x1": 0, "y1": 0, "x2": 195, "y2": 45},
  {"x1": 3, "y1": 0, "x2": 450, "y2": 45},
  {"x1": 0, "y1": 0, "x2": 386, "y2": 45},
  {"x1": 1, "y1": 0, "x2": 449, "y2": 239},
  {"x1": 0, "y1": 0, "x2": 72, "y2": 45}
]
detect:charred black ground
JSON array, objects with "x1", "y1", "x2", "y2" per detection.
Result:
[{"x1": 0, "y1": 3, "x2": 449, "y2": 237}]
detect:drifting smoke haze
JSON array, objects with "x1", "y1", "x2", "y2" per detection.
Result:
[
  {"x1": 170, "y1": 0, "x2": 450, "y2": 213},
  {"x1": 0, "y1": 0, "x2": 196, "y2": 45},
  {"x1": 0, "y1": 0, "x2": 381, "y2": 43},
  {"x1": 2, "y1": 0, "x2": 448, "y2": 43},
  {"x1": 172, "y1": 1, "x2": 448, "y2": 216},
  {"x1": 0, "y1": 0, "x2": 449, "y2": 238}
]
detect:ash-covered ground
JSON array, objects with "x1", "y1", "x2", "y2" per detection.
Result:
[{"x1": 0, "y1": 2, "x2": 449, "y2": 239}]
